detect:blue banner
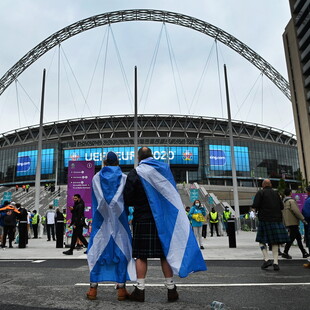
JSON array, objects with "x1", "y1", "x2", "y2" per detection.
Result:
[
  {"x1": 209, "y1": 145, "x2": 250, "y2": 172},
  {"x1": 64, "y1": 146, "x2": 199, "y2": 167},
  {"x1": 16, "y1": 149, "x2": 54, "y2": 176}
]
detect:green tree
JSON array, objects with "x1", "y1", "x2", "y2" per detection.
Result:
[{"x1": 277, "y1": 178, "x2": 286, "y2": 198}]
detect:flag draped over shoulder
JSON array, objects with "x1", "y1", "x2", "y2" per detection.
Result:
[
  {"x1": 87, "y1": 166, "x2": 136, "y2": 283},
  {"x1": 136, "y1": 158, "x2": 207, "y2": 278}
]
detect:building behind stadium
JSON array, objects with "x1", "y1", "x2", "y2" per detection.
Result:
[{"x1": 0, "y1": 114, "x2": 299, "y2": 189}]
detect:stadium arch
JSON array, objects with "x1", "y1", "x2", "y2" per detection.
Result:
[{"x1": 0, "y1": 9, "x2": 290, "y2": 100}]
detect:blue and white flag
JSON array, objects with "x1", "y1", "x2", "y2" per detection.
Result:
[
  {"x1": 136, "y1": 158, "x2": 207, "y2": 278},
  {"x1": 87, "y1": 166, "x2": 136, "y2": 283}
]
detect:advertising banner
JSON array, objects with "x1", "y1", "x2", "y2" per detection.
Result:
[
  {"x1": 66, "y1": 160, "x2": 95, "y2": 237},
  {"x1": 2, "y1": 191, "x2": 12, "y2": 204},
  {"x1": 190, "y1": 189, "x2": 199, "y2": 202},
  {"x1": 209, "y1": 145, "x2": 250, "y2": 172},
  {"x1": 292, "y1": 193, "x2": 308, "y2": 212},
  {"x1": 64, "y1": 146, "x2": 199, "y2": 167},
  {"x1": 16, "y1": 148, "x2": 54, "y2": 176}
]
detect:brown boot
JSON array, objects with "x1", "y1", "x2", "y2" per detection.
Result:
[
  {"x1": 167, "y1": 285, "x2": 179, "y2": 302},
  {"x1": 86, "y1": 287, "x2": 97, "y2": 300},
  {"x1": 303, "y1": 263, "x2": 310, "y2": 269},
  {"x1": 117, "y1": 287, "x2": 130, "y2": 301},
  {"x1": 129, "y1": 286, "x2": 145, "y2": 302}
]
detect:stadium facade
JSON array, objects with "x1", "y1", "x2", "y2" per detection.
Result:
[{"x1": 0, "y1": 114, "x2": 299, "y2": 188}]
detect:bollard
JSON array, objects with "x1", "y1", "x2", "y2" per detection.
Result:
[{"x1": 227, "y1": 219, "x2": 236, "y2": 248}]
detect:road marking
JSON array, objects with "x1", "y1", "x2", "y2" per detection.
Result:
[
  {"x1": 75, "y1": 282, "x2": 310, "y2": 287},
  {"x1": 0, "y1": 260, "x2": 33, "y2": 262},
  {"x1": 32, "y1": 260, "x2": 46, "y2": 263}
]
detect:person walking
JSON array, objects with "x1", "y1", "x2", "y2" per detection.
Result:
[
  {"x1": 124, "y1": 147, "x2": 206, "y2": 302},
  {"x1": 208, "y1": 207, "x2": 220, "y2": 237},
  {"x1": 45, "y1": 204, "x2": 56, "y2": 241},
  {"x1": 86, "y1": 152, "x2": 135, "y2": 301},
  {"x1": 302, "y1": 186, "x2": 310, "y2": 268},
  {"x1": 282, "y1": 188, "x2": 309, "y2": 259},
  {"x1": 31, "y1": 210, "x2": 40, "y2": 239},
  {"x1": 55, "y1": 208, "x2": 64, "y2": 248},
  {"x1": 16, "y1": 203, "x2": 28, "y2": 248},
  {"x1": 252, "y1": 179, "x2": 290, "y2": 271},
  {"x1": 188, "y1": 199, "x2": 206, "y2": 249},
  {"x1": 63, "y1": 194, "x2": 88, "y2": 255}
]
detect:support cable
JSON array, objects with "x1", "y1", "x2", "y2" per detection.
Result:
[
  {"x1": 15, "y1": 80, "x2": 21, "y2": 128},
  {"x1": 215, "y1": 40, "x2": 224, "y2": 117},
  {"x1": 57, "y1": 44, "x2": 61, "y2": 121},
  {"x1": 110, "y1": 26, "x2": 133, "y2": 109},
  {"x1": 140, "y1": 24, "x2": 164, "y2": 113},
  {"x1": 60, "y1": 46, "x2": 93, "y2": 116},
  {"x1": 189, "y1": 40, "x2": 215, "y2": 114},
  {"x1": 99, "y1": 27, "x2": 110, "y2": 116},
  {"x1": 245, "y1": 73, "x2": 262, "y2": 120}
]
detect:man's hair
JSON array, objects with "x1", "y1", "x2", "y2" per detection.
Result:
[
  {"x1": 284, "y1": 188, "x2": 292, "y2": 196},
  {"x1": 262, "y1": 179, "x2": 272, "y2": 188},
  {"x1": 16, "y1": 203, "x2": 21, "y2": 209},
  {"x1": 138, "y1": 147, "x2": 153, "y2": 162},
  {"x1": 74, "y1": 194, "x2": 81, "y2": 199}
]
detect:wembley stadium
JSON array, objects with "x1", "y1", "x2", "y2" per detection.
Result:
[{"x1": 0, "y1": 114, "x2": 299, "y2": 190}]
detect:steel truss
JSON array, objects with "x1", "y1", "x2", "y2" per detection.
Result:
[
  {"x1": 0, "y1": 9, "x2": 290, "y2": 100},
  {"x1": 0, "y1": 114, "x2": 296, "y2": 148}
]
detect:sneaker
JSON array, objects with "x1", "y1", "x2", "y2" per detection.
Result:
[
  {"x1": 63, "y1": 250, "x2": 73, "y2": 255},
  {"x1": 129, "y1": 286, "x2": 145, "y2": 302},
  {"x1": 302, "y1": 252, "x2": 310, "y2": 258},
  {"x1": 282, "y1": 253, "x2": 292, "y2": 259},
  {"x1": 200, "y1": 245, "x2": 204, "y2": 250},
  {"x1": 167, "y1": 285, "x2": 179, "y2": 302},
  {"x1": 273, "y1": 264, "x2": 280, "y2": 271},
  {"x1": 86, "y1": 287, "x2": 97, "y2": 300},
  {"x1": 303, "y1": 263, "x2": 310, "y2": 269},
  {"x1": 261, "y1": 260, "x2": 273, "y2": 270},
  {"x1": 117, "y1": 287, "x2": 130, "y2": 301}
]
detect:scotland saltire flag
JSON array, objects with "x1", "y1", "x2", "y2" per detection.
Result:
[
  {"x1": 136, "y1": 158, "x2": 207, "y2": 278},
  {"x1": 87, "y1": 166, "x2": 136, "y2": 283}
]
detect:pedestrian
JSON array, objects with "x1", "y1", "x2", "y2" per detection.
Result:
[
  {"x1": 86, "y1": 151, "x2": 135, "y2": 301},
  {"x1": 63, "y1": 194, "x2": 88, "y2": 255},
  {"x1": 45, "y1": 204, "x2": 56, "y2": 241},
  {"x1": 55, "y1": 208, "x2": 64, "y2": 248},
  {"x1": 0, "y1": 203, "x2": 20, "y2": 248},
  {"x1": 302, "y1": 186, "x2": 310, "y2": 268},
  {"x1": 16, "y1": 203, "x2": 28, "y2": 248},
  {"x1": 282, "y1": 188, "x2": 309, "y2": 259},
  {"x1": 222, "y1": 206, "x2": 232, "y2": 236},
  {"x1": 208, "y1": 207, "x2": 220, "y2": 237},
  {"x1": 124, "y1": 147, "x2": 206, "y2": 302},
  {"x1": 188, "y1": 199, "x2": 206, "y2": 249},
  {"x1": 31, "y1": 210, "x2": 40, "y2": 239},
  {"x1": 252, "y1": 179, "x2": 290, "y2": 271},
  {"x1": 15, "y1": 185, "x2": 19, "y2": 192}
]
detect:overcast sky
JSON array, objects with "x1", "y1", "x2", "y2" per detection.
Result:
[{"x1": 0, "y1": 0, "x2": 293, "y2": 135}]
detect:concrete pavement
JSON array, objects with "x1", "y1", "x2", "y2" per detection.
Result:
[{"x1": 1, "y1": 230, "x2": 308, "y2": 261}]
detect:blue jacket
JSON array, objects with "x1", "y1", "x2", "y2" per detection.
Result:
[
  {"x1": 302, "y1": 196, "x2": 310, "y2": 220},
  {"x1": 188, "y1": 205, "x2": 206, "y2": 227}
]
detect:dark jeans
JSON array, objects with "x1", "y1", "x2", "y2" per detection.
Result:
[
  {"x1": 2, "y1": 226, "x2": 15, "y2": 247},
  {"x1": 32, "y1": 224, "x2": 38, "y2": 238},
  {"x1": 46, "y1": 224, "x2": 55, "y2": 241},
  {"x1": 284, "y1": 225, "x2": 307, "y2": 254},
  {"x1": 70, "y1": 225, "x2": 88, "y2": 251},
  {"x1": 210, "y1": 222, "x2": 220, "y2": 236}
]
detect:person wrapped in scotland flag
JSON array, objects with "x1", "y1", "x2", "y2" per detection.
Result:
[
  {"x1": 124, "y1": 147, "x2": 207, "y2": 302},
  {"x1": 86, "y1": 151, "x2": 136, "y2": 301}
]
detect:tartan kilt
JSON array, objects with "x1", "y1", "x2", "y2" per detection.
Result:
[
  {"x1": 132, "y1": 221, "x2": 165, "y2": 258},
  {"x1": 255, "y1": 221, "x2": 290, "y2": 244}
]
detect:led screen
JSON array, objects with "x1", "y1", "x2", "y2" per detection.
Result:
[
  {"x1": 209, "y1": 145, "x2": 250, "y2": 171},
  {"x1": 16, "y1": 148, "x2": 54, "y2": 176},
  {"x1": 64, "y1": 146, "x2": 199, "y2": 167}
]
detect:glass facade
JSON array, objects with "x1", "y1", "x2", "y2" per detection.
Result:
[{"x1": 0, "y1": 138, "x2": 300, "y2": 187}]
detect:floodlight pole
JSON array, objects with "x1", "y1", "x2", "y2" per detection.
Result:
[
  {"x1": 224, "y1": 65, "x2": 240, "y2": 222},
  {"x1": 134, "y1": 66, "x2": 138, "y2": 168},
  {"x1": 34, "y1": 68, "x2": 46, "y2": 214}
]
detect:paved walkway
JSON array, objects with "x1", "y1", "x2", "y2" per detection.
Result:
[{"x1": 1, "y1": 230, "x2": 308, "y2": 261}]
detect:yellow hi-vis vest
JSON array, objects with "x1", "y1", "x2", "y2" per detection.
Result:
[
  {"x1": 223, "y1": 211, "x2": 231, "y2": 222},
  {"x1": 210, "y1": 212, "x2": 219, "y2": 223},
  {"x1": 32, "y1": 213, "x2": 39, "y2": 225}
]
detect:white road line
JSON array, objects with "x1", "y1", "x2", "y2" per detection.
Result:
[
  {"x1": 75, "y1": 283, "x2": 310, "y2": 287},
  {"x1": 0, "y1": 260, "x2": 33, "y2": 262},
  {"x1": 32, "y1": 260, "x2": 46, "y2": 263}
]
